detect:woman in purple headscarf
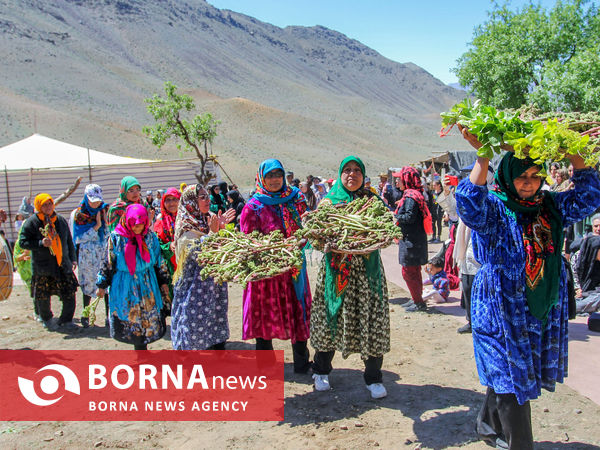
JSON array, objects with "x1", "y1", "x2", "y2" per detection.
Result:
[{"x1": 96, "y1": 204, "x2": 171, "y2": 349}]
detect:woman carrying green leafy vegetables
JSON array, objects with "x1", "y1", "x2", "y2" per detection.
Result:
[
  {"x1": 455, "y1": 125, "x2": 600, "y2": 449},
  {"x1": 310, "y1": 156, "x2": 390, "y2": 399}
]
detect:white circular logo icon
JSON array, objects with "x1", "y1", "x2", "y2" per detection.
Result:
[{"x1": 18, "y1": 364, "x2": 81, "y2": 406}]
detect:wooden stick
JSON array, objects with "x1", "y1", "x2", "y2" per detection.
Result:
[{"x1": 54, "y1": 176, "x2": 82, "y2": 206}]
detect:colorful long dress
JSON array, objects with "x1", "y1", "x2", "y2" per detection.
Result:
[
  {"x1": 455, "y1": 168, "x2": 600, "y2": 404},
  {"x1": 239, "y1": 197, "x2": 311, "y2": 343},
  {"x1": 96, "y1": 231, "x2": 170, "y2": 345},
  {"x1": 12, "y1": 229, "x2": 32, "y2": 292},
  {"x1": 171, "y1": 240, "x2": 229, "y2": 350},
  {"x1": 74, "y1": 227, "x2": 107, "y2": 297},
  {"x1": 310, "y1": 251, "x2": 390, "y2": 359},
  {"x1": 170, "y1": 184, "x2": 230, "y2": 350},
  {"x1": 310, "y1": 156, "x2": 390, "y2": 362}
]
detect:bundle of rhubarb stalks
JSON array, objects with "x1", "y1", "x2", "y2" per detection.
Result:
[
  {"x1": 297, "y1": 196, "x2": 402, "y2": 254},
  {"x1": 196, "y1": 229, "x2": 303, "y2": 287}
]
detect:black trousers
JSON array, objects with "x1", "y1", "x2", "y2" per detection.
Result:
[
  {"x1": 313, "y1": 350, "x2": 383, "y2": 385},
  {"x1": 432, "y1": 214, "x2": 443, "y2": 239},
  {"x1": 255, "y1": 338, "x2": 310, "y2": 373},
  {"x1": 208, "y1": 342, "x2": 226, "y2": 350},
  {"x1": 477, "y1": 387, "x2": 533, "y2": 450},
  {"x1": 36, "y1": 292, "x2": 76, "y2": 324},
  {"x1": 460, "y1": 273, "x2": 475, "y2": 323}
]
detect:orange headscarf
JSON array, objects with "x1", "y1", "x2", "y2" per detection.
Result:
[{"x1": 34, "y1": 193, "x2": 63, "y2": 266}]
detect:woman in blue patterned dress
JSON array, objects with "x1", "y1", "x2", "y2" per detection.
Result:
[
  {"x1": 96, "y1": 204, "x2": 170, "y2": 349},
  {"x1": 170, "y1": 185, "x2": 235, "y2": 350},
  {"x1": 71, "y1": 184, "x2": 109, "y2": 327},
  {"x1": 455, "y1": 126, "x2": 600, "y2": 449}
]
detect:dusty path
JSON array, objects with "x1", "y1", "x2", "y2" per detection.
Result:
[{"x1": 1, "y1": 256, "x2": 599, "y2": 449}]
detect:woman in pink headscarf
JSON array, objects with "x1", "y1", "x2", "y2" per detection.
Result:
[{"x1": 96, "y1": 204, "x2": 171, "y2": 350}]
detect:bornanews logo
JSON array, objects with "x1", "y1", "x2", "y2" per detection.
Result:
[
  {"x1": 18, "y1": 364, "x2": 81, "y2": 406},
  {"x1": 0, "y1": 351, "x2": 284, "y2": 421}
]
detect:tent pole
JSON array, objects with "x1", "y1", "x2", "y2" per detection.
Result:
[
  {"x1": 87, "y1": 148, "x2": 92, "y2": 182},
  {"x1": 4, "y1": 166, "x2": 13, "y2": 242}
]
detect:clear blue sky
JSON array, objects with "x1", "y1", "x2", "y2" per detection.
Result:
[{"x1": 209, "y1": 0, "x2": 560, "y2": 85}]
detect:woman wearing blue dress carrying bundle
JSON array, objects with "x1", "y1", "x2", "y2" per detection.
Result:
[{"x1": 455, "y1": 125, "x2": 600, "y2": 449}]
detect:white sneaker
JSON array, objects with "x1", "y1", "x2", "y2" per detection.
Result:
[
  {"x1": 366, "y1": 383, "x2": 387, "y2": 399},
  {"x1": 312, "y1": 374, "x2": 331, "y2": 391}
]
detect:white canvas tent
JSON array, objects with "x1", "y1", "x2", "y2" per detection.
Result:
[{"x1": 1, "y1": 134, "x2": 218, "y2": 242}]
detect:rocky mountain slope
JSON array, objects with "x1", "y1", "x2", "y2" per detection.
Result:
[{"x1": 0, "y1": 0, "x2": 467, "y2": 184}]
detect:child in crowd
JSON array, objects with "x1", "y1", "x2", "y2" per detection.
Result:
[{"x1": 422, "y1": 256, "x2": 450, "y2": 304}]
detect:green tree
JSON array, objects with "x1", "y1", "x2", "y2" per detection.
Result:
[
  {"x1": 143, "y1": 81, "x2": 220, "y2": 185},
  {"x1": 454, "y1": 0, "x2": 600, "y2": 112}
]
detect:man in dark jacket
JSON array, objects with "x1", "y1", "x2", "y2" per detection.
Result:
[{"x1": 19, "y1": 193, "x2": 78, "y2": 331}]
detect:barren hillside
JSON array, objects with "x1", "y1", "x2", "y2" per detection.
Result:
[{"x1": 0, "y1": 0, "x2": 468, "y2": 185}]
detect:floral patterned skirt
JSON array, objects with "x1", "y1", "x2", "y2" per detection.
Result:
[
  {"x1": 171, "y1": 257, "x2": 229, "y2": 350},
  {"x1": 32, "y1": 271, "x2": 79, "y2": 299},
  {"x1": 310, "y1": 255, "x2": 390, "y2": 360},
  {"x1": 109, "y1": 271, "x2": 167, "y2": 346},
  {"x1": 110, "y1": 294, "x2": 166, "y2": 346}
]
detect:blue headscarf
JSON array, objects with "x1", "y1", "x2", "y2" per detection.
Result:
[
  {"x1": 252, "y1": 159, "x2": 300, "y2": 206},
  {"x1": 72, "y1": 195, "x2": 108, "y2": 244}
]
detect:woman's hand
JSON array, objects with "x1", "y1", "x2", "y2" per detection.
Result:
[
  {"x1": 219, "y1": 209, "x2": 236, "y2": 228},
  {"x1": 457, "y1": 124, "x2": 483, "y2": 150},
  {"x1": 458, "y1": 124, "x2": 516, "y2": 153},
  {"x1": 208, "y1": 214, "x2": 220, "y2": 233},
  {"x1": 169, "y1": 242, "x2": 176, "y2": 253},
  {"x1": 42, "y1": 237, "x2": 52, "y2": 247},
  {"x1": 565, "y1": 152, "x2": 587, "y2": 169},
  {"x1": 96, "y1": 288, "x2": 105, "y2": 298},
  {"x1": 94, "y1": 211, "x2": 102, "y2": 231}
]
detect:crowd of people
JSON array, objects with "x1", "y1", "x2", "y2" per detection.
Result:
[{"x1": 1, "y1": 132, "x2": 600, "y2": 448}]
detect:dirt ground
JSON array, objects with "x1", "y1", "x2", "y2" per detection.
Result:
[{"x1": 1, "y1": 261, "x2": 599, "y2": 450}]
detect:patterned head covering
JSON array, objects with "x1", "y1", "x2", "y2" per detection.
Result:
[
  {"x1": 174, "y1": 184, "x2": 210, "y2": 243},
  {"x1": 73, "y1": 184, "x2": 108, "y2": 244},
  {"x1": 252, "y1": 159, "x2": 299, "y2": 206},
  {"x1": 115, "y1": 204, "x2": 150, "y2": 276},
  {"x1": 398, "y1": 166, "x2": 423, "y2": 192},
  {"x1": 395, "y1": 166, "x2": 433, "y2": 235},
  {"x1": 107, "y1": 176, "x2": 143, "y2": 231},
  {"x1": 157, "y1": 187, "x2": 181, "y2": 243}
]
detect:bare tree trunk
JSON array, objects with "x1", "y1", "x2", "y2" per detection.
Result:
[{"x1": 54, "y1": 176, "x2": 82, "y2": 206}]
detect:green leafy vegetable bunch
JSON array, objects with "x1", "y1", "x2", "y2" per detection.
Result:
[{"x1": 440, "y1": 98, "x2": 599, "y2": 168}]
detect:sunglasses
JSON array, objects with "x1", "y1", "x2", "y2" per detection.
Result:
[{"x1": 197, "y1": 194, "x2": 209, "y2": 201}]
